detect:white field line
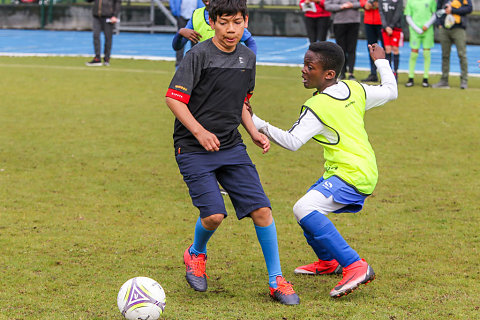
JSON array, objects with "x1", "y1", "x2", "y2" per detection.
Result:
[{"x1": 1, "y1": 52, "x2": 479, "y2": 78}]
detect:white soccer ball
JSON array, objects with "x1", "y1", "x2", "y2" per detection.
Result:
[{"x1": 117, "y1": 276, "x2": 166, "y2": 320}]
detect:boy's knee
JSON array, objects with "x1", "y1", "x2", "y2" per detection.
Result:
[
  {"x1": 202, "y1": 213, "x2": 224, "y2": 230},
  {"x1": 250, "y1": 207, "x2": 272, "y2": 227}
]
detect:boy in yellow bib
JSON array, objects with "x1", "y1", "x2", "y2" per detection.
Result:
[{"x1": 249, "y1": 42, "x2": 397, "y2": 298}]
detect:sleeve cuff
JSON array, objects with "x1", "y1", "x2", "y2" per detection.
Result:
[
  {"x1": 166, "y1": 88, "x2": 190, "y2": 104},
  {"x1": 252, "y1": 114, "x2": 267, "y2": 130}
]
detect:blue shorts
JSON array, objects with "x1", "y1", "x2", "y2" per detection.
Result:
[
  {"x1": 175, "y1": 144, "x2": 271, "y2": 219},
  {"x1": 308, "y1": 176, "x2": 368, "y2": 213}
]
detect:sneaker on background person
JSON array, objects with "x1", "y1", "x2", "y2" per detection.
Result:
[
  {"x1": 103, "y1": 58, "x2": 110, "y2": 66},
  {"x1": 432, "y1": 80, "x2": 450, "y2": 89},
  {"x1": 86, "y1": 57, "x2": 102, "y2": 66},
  {"x1": 422, "y1": 78, "x2": 429, "y2": 88},
  {"x1": 294, "y1": 259, "x2": 343, "y2": 275},
  {"x1": 329, "y1": 259, "x2": 375, "y2": 298},
  {"x1": 361, "y1": 74, "x2": 379, "y2": 83},
  {"x1": 405, "y1": 78, "x2": 414, "y2": 87}
]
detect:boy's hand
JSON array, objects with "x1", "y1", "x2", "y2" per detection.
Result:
[
  {"x1": 195, "y1": 129, "x2": 220, "y2": 152},
  {"x1": 179, "y1": 28, "x2": 202, "y2": 43},
  {"x1": 251, "y1": 132, "x2": 270, "y2": 154},
  {"x1": 445, "y1": 3, "x2": 452, "y2": 14},
  {"x1": 368, "y1": 44, "x2": 385, "y2": 61}
]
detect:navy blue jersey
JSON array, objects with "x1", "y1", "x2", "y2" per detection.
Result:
[{"x1": 166, "y1": 39, "x2": 256, "y2": 154}]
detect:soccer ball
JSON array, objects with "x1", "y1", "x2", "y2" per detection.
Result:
[{"x1": 117, "y1": 276, "x2": 166, "y2": 320}]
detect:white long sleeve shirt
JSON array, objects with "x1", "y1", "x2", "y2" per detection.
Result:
[{"x1": 252, "y1": 59, "x2": 398, "y2": 151}]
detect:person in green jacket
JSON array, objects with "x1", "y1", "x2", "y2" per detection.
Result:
[{"x1": 404, "y1": 0, "x2": 437, "y2": 88}]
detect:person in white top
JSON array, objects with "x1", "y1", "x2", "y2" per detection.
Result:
[{"x1": 247, "y1": 42, "x2": 397, "y2": 298}]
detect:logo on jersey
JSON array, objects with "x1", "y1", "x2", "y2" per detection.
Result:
[
  {"x1": 239, "y1": 57, "x2": 244, "y2": 64},
  {"x1": 175, "y1": 85, "x2": 188, "y2": 92}
]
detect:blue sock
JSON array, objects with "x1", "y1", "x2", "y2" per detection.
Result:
[
  {"x1": 303, "y1": 230, "x2": 334, "y2": 261},
  {"x1": 190, "y1": 217, "x2": 215, "y2": 256},
  {"x1": 299, "y1": 211, "x2": 360, "y2": 267},
  {"x1": 254, "y1": 220, "x2": 282, "y2": 288}
]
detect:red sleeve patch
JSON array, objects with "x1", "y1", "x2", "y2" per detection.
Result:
[
  {"x1": 245, "y1": 92, "x2": 253, "y2": 102},
  {"x1": 166, "y1": 88, "x2": 190, "y2": 104}
]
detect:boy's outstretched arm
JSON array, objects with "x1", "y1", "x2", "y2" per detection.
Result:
[
  {"x1": 241, "y1": 102, "x2": 270, "y2": 154},
  {"x1": 248, "y1": 100, "x2": 319, "y2": 152},
  {"x1": 165, "y1": 97, "x2": 220, "y2": 152},
  {"x1": 363, "y1": 44, "x2": 398, "y2": 110}
]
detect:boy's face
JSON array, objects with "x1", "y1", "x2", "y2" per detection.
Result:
[
  {"x1": 210, "y1": 13, "x2": 248, "y2": 53},
  {"x1": 302, "y1": 50, "x2": 335, "y2": 91}
]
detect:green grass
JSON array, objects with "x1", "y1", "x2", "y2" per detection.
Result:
[{"x1": 1, "y1": 56, "x2": 479, "y2": 319}]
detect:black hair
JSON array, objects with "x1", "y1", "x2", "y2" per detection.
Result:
[
  {"x1": 208, "y1": 0, "x2": 248, "y2": 23},
  {"x1": 308, "y1": 41, "x2": 345, "y2": 79}
]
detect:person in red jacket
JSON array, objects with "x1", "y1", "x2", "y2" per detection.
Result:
[
  {"x1": 360, "y1": 0, "x2": 383, "y2": 82},
  {"x1": 300, "y1": 0, "x2": 332, "y2": 43}
]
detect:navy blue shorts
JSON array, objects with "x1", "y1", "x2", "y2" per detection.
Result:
[{"x1": 175, "y1": 144, "x2": 271, "y2": 219}]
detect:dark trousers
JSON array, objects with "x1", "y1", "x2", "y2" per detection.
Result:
[
  {"x1": 304, "y1": 16, "x2": 331, "y2": 43},
  {"x1": 175, "y1": 16, "x2": 189, "y2": 67},
  {"x1": 93, "y1": 16, "x2": 114, "y2": 61},
  {"x1": 364, "y1": 23, "x2": 383, "y2": 75},
  {"x1": 438, "y1": 27, "x2": 468, "y2": 83},
  {"x1": 333, "y1": 23, "x2": 360, "y2": 76}
]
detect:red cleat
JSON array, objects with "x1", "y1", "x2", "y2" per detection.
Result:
[
  {"x1": 269, "y1": 276, "x2": 300, "y2": 305},
  {"x1": 294, "y1": 259, "x2": 343, "y2": 275},
  {"x1": 184, "y1": 245, "x2": 208, "y2": 292},
  {"x1": 329, "y1": 259, "x2": 375, "y2": 298}
]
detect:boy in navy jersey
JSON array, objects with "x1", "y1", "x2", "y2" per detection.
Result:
[{"x1": 165, "y1": 0, "x2": 299, "y2": 305}]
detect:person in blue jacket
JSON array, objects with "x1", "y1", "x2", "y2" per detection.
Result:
[
  {"x1": 169, "y1": 0, "x2": 204, "y2": 67},
  {"x1": 171, "y1": 0, "x2": 257, "y2": 55}
]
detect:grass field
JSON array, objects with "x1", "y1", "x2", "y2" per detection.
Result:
[{"x1": 1, "y1": 56, "x2": 479, "y2": 319}]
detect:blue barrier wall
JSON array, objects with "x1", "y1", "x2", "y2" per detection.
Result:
[{"x1": 1, "y1": 5, "x2": 480, "y2": 44}]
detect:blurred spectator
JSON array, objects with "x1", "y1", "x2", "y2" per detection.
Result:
[
  {"x1": 85, "y1": 0, "x2": 121, "y2": 66},
  {"x1": 171, "y1": 0, "x2": 257, "y2": 55},
  {"x1": 169, "y1": 0, "x2": 204, "y2": 67},
  {"x1": 404, "y1": 0, "x2": 436, "y2": 87},
  {"x1": 299, "y1": 0, "x2": 331, "y2": 43},
  {"x1": 325, "y1": 0, "x2": 362, "y2": 80},
  {"x1": 432, "y1": 0, "x2": 472, "y2": 89},
  {"x1": 379, "y1": 0, "x2": 403, "y2": 80},
  {"x1": 360, "y1": 0, "x2": 383, "y2": 82}
]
